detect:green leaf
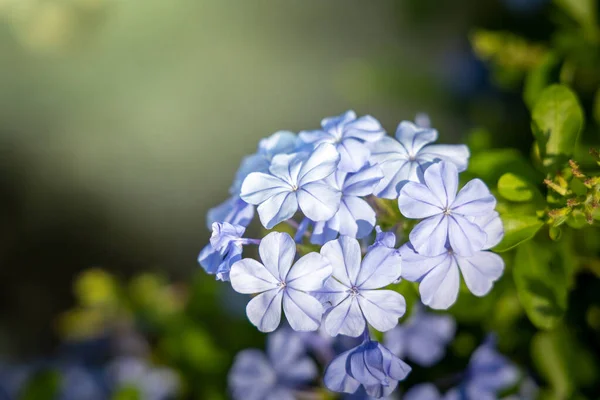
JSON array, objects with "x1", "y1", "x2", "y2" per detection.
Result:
[
  {"x1": 513, "y1": 237, "x2": 573, "y2": 329},
  {"x1": 554, "y1": 0, "x2": 598, "y2": 38},
  {"x1": 495, "y1": 201, "x2": 543, "y2": 252},
  {"x1": 594, "y1": 88, "x2": 600, "y2": 125},
  {"x1": 523, "y1": 53, "x2": 560, "y2": 109},
  {"x1": 470, "y1": 30, "x2": 547, "y2": 70},
  {"x1": 466, "y1": 148, "x2": 543, "y2": 187},
  {"x1": 497, "y1": 173, "x2": 541, "y2": 202},
  {"x1": 21, "y1": 370, "x2": 60, "y2": 400},
  {"x1": 531, "y1": 84, "x2": 584, "y2": 168}
]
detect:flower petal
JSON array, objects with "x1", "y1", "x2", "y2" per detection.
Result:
[
  {"x1": 324, "y1": 296, "x2": 366, "y2": 337},
  {"x1": 228, "y1": 350, "x2": 275, "y2": 400},
  {"x1": 369, "y1": 135, "x2": 408, "y2": 164},
  {"x1": 207, "y1": 196, "x2": 255, "y2": 229},
  {"x1": 395, "y1": 121, "x2": 438, "y2": 154},
  {"x1": 230, "y1": 259, "x2": 279, "y2": 294},
  {"x1": 380, "y1": 342, "x2": 412, "y2": 381},
  {"x1": 321, "y1": 236, "x2": 362, "y2": 287},
  {"x1": 358, "y1": 290, "x2": 406, "y2": 332},
  {"x1": 448, "y1": 214, "x2": 487, "y2": 256},
  {"x1": 311, "y1": 217, "x2": 340, "y2": 245},
  {"x1": 311, "y1": 277, "x2": 349, "y2": 308},
  {"x1": 408, "y1": 214, "x2": 449, "y2": 256},
  {"x1": 373, "y1": 159, "x2": 416, "y2": 199},
  {"x1": 268, "y1": 153, "x2": 303, "y2": 185},
  {"x1": 418, "y1": 255, "x2": 460, "y2": 310},
  {"x1": 422, "y1": 161, "x2": 458, "y2": 208},
  {"x1": 283, "y1": 288, "x2": 324, "y2": 332},
  {"x1": 337, "y1": 138, "x2": 371, "y2": 172},
  {"x1": 418, "y1": 144, "x2": 470, "y2": 172},
  {"x1": 343, "y1": 165, "x2": 384, "y2": 196},
  {"x1": 286, "y1": 253, "x2": 332, "y2": 291},
  {"x1": 451, "y1": 179, "x2": 496, "y2": 216},
  {"x1": 355, "y1": 245, "x2": 401, "y2": 289},
  {"x1": 246, "y1": 288, "x2": 284, "y2": 332},
  {"x1": 398, "y1": 182, "x2": 443, "y2": 218},
  {"x1": 399, "y1": 243, "x2": 449, "y2": 282},
  {"x1": 338, "y1": 197, "x2": 376, "y2": 239},
  {"x1": 471, "y1": 211, "x2": 504, "y2": 250},
  {"x1": 403, "y1": 384, "x2": 442, "y2": 400},
  {"x1": 240, "y1": 172, "x2": 291, "y2": 205},
  {"x1": 456, "y1": 251, "x2": 504, "y2": 296},
  {"x1": 297, "y1": 182, "x2": 341, "y2": 222},
  {"x1": 298, "y1": 129, "x2": 336, "y2": 145},
  {"x1": 321, "y1": 110, "x2": 357, "y2": 132},
  {"x1": 258, "y1": 232, "x2": 297, "y2": 281},
  {"x1": 323, "y1": 348, "x2": 361, "y2": 395},
  {"x1": 343, "y1": 115, "x2": 385, "y2": 142},
  {"x1": 298, "y1": 143, "x2": 340, "y2": 185},
  {"x1": 256, "y1": 191, "x2": 299, "y2": 229}
]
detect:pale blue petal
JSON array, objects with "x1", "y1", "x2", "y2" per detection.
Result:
[
  {"x1": 283, "y1": 288, "x2": 324, "y2": 332},
  {"x1": 259, "y1": 130, "x2": 298, "y2": 157},
  {"x1": 210, "y1": 222, "x2": 246, "y2": 252},
  {"x1": 356, "y1": 245, "x2": 402, "y2": 289},
  {"x1": 246, "y1": 288, "x2": 284, "y2": 332},
  {"x1": 451, "y1": 179, "x2": 496, "y2": 216},
  {"x1": 259, "y1": 232, "x2": 297, "y2": 281},
  {"x1": 278, "y1": 357, "x2": 318, "y2": 387},
  {"x1": 404, "y1": 311, "x2": 456, "y2": 367},
  {"x1": 349, "y1": 344, "x2": 386, "y2": 388},
  {"x1": 297, "y1": 181, "x2": 341, "y2": 222},
  {"x1": 469, "y1": 336, "x2": 520, "y2": 393},
  {"x1": 415, "y1": 113, "x2": 431, "y2": 128},
  {"x1": 298, "y1": 129, "x2": 336, "y2": 145},
  {"x1": 447, "y1": 214, "x2": 487, "y2": 256},
  {"x1": 298, "y1": 143, "x2": 340, "y2": 185},
  {"x1": 198, "y1": 243, "x2": 223, "y2": 275},
  {"x1": 321, "y1": 110, "x2": 357, "y2": 132},
  {"x1": 324, "y1": 348, "x2": 361, "y2": 395},
  {"x1": 456, "y1": 251, "x2": 504, "y2": 296},
  {"x1": 286, "y1": 252, "x2": 332, "y2": 291},
  {"x1": 398, "y1": 182, "x2": 443, "y2": 218},
  {"x1": 399, "y1": 243, "x2": 448, "y2": 282},
  {"x1": 471, "y1": 211, "x2": 504, "y2": 250},
  {"x1": 343, "y1": 115, "x2": 385, "y2": 142},
  {"x1": 228, "y1": 350, "x2": 276, "y2": 400},
  {"x1": 230, "y1": 259, "x2": 278, "y2": 294},
  {"x1": 294, "y1": 217, "x2": 311, "y2": 243},
  {"x1": 394, "y1": 121, "x2": 438, "y2": 154},
  {"x1": 241, "y1": 172, "x2": 291, "y2": 205},
  {"x1": 206, "y1": 196, "x2": 254, "y2": 229},
  {"x1": 369, "y1": 226, "x2": 396, "y2": 250},
  {"x1": 403, "y1": 384, "x2": 442, "y2": 400},
  {"x1": 268, "y1": 153, "x2": 304, "y2": 185},
  {"x1": 266, "y1": 388, "x2": 296, "y2": 400},
  {"x1": 409, "y1": 214, "x2": 449, "y2": 256},
  {"x1": 198, "y1": 243, "x2": 242, "y2": 281},
  {"x1": 329, "y1": 201, "x2": 356, "y2": 239},
  {"x1": 321, "y1": 236, "x2": 362, "y2": 287},
  {"x1": 324, "y1": 296, "x2": 366, "y2": 337},
  {"x1": 311, "y1": 277, "x2": 349, "y2": 308},
  {"x1": 257, "y1": 191, "x2": 299, "y2": 229},
  {"x1": 358, "y1": 290, "x2": 406, "y2": 332},
  {"x1": 418, "y1": 254, "x2": 460, "y2": 310},
  {"x1": 373, "y1": 159, "x2": 414, "y2": 199},
  {"x1": 231, "y1": 154, "x2": 270, "y2": 195},
  {"x1": 339, "y1": 197, "x2": 377, "y2": 239},
  {"x1": 422, "y1": 161, "x2": 458, "y2": 208},
  {"x1": 343, "y1": 165, "x2": 385, "y2": 197},
  {"x1": 337, "y1": 138, "x2": 371, "y2": 172},
  {"x1": 311, "y1": 217, "x2": 340, "y2": 245},
  {"x1": 368, "y1": 135, "x2": 408, "y2": 164},
  {"x1": 267, "y1": 328, "x2": 304, "y2": 368},
  {"x1": 380, "y1": 343, "x2": 411, "y2": 382},
  {"x1": 418, "y1": 144, "x2": 470, "y2": 172}
]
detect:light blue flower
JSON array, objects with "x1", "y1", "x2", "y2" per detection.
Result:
[
  {"x1": 384, "y1": 304, "x2": 456, "y2": 367},
  {"x1": 299, "y1": 111, "x2": 385, "y2": 173},
  {"x1": 403, "y1": 384, "x2": 443, "y2": 400},
  {"x1": 206, "y1": 195, "x2": 255, "y2": 230},
  {"x1": 228, "y1": 328, "x2": 318, "y2": 400},
  {"x1": 240, "y1": 143, "x2": 341, "y2": 229},
  {"x1": 230, "y1": 131, "x2": 298, "y2": 195},
  {"x1": 369, "y1": 121, "x2": 469, "y2": 199},
  {"x1": 230, "y1": 232, "x2": 332, "y2": 332},
  {"x1": 311, "y1": 165, "x2": 384, "y2": 244},
  {"x1": 59, "y1": 364, "x2": 106, "y2": 400},
  {"x1": 368, "y1": 226, "x2": 397, "y2": 251},
  {"x1": 199, "y1": 222, "x2": 252, "y2": 281},
  {"x1": 445, "y1": 336, "x2": 519, "y2": 400},
  {"x1": 107, "y1": 357, "x2": 179, "y2": 400},
  {"x1": 324, "y1": 338, "x2": 411, "y2": 398},
  {"x1": 315, "y1": 236, "x2": 404, "y2": 337},
  {"x1": 400, "y1": 211, "x2": 504, "y2": 309},
  {"x1": 398, "y1": 161, "x2": 496, "y2": 257}
]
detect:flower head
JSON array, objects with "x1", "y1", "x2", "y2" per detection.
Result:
[
  {"x1": 228, "y1": 328, "x2": 318, "y2": 400},
  {"x1": 107, "y1": 357, "x2": 179, "y2": 400},
  {"x1": 400, "y1": 211, "x2": 504, "y2": 309},
  {"x1": 199, "y1": 222, "x2": 249, "y2": 281},
  {"x1": 398, "y1": 161, "x2": 496, "y2": 257},
  {"x1": 299, "y1": 111, "x2": 385, "y2": 173},
  {"x1": 315, "y1": 236, "x2": 404, "y2": 337},
  {"x1": 384, "y1": 304, "x2": 456, "y2": 367},
  {"x1": 230, "y1": 232, "x2": 332, "y2": 332},
  {"x1": 240, "y1": 143, "x2": 342, "y2": 229},
  {"x1": 369, "y1": 121, "x2": 469, "y2": 199},
  {"x1": 311, "y1": 165, "x2": 384, "y2": 244},
  {"x1": 324, "y1": 339, "x2": 411, "y2": 398}
]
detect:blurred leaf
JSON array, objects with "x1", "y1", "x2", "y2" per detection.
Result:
[
  {"x1": 470, "y1": 30, "x2": 547, "y2": 70},
  {"x1": 466, "y1": 128, "x2": 493, "y2": 153},
  {"x1": 21, "y1": 370, "x2": 60, "y2": 400},
  {"x1": 495, "y1": 201, "x2": 544, "y2": 252},
  {"x1": 531, "y1": 84, "x2": 584, "y2": 168},
  {"x1": 112, "y1": 386, "x2": 141, "y2": 400},
  {"x1": 513, "y1": 237, "x2": 573, "y2": 329},
  {"x1": 74, "y1": 268, "x2": 119, "y2": 308},
  {"x1": 523, "y1": 53, "x2": 561, "y2": 109},
  {"x1": 594, "y1": 87, "x2": 600, "y2": 125},
  {"x1": 497, "y1": 173, "x2": 541, "y2": 202},
  {"x1": 466, "y1": 149, "x2": 543, "y2": 187},
  {"x1": 554, "y1": 0, "x2": 599, "y2": 38}
]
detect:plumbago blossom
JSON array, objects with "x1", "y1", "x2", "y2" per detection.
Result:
[{"x1": 200, "y1": 111, "x2": 510, "y2": 398}]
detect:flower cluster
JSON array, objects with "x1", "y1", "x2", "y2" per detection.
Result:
[{"x1": 199, "y1": 111, "x2": 510, "y2": 399}]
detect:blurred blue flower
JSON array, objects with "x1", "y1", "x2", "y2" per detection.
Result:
[
  {"x1": 400, "y1": 211, "x2": 504, "y2": 309},
  {"x1": 230, "y1": 131, "x2": 298, "y2": 195},
  {"x1": 107, "y1": 357, "x2": 179, "y2": 400},
  {"x1": 324, "y1": 338, "x2": 411, "y2": 398},
  {"x1": 398, "y1": 161, "x2": 496, "y2": 257},
  {"x1": 315, "y1": 236, "x2": 404, "y2": 337},
  {"x1": 206, "y1": 195, "x2": 255, "y2": 229},
  {"x1": 240, "y1": 143, "x2": 341, "y2": 229},
  {"x1": 0, "y1": 362, "x2": 31, "y2": 399},
  {"x1": 403, "y1": 383, "x2": 443, "y2": 400},
  {"x1": 230, "y1": 232, "x2": 332, "y2": 332},
  {"x1": 58, "y1": 364, "x2": 106, "y2": 400},
  {"x1": 299, "y1": 110, "x2": 385, "y2": 173},
  {"x1": 228, "y1": 328, "x2": 318, "y2": 400},
  {"x1": 369, "y1": 121, "x2": 469, "y2": 199},
  {"x1": 311, "y1": 165, "x2": 384, "y2": 244},
  {"x1": 384, "y1": 304, "x2": 456, "y2": 367}
]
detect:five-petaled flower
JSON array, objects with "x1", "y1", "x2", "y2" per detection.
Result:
[
  {"x1": 398, "y1": 161, "x2": 496, "y2": 257},
  {"x1": 230, "y1": 232, "x2": 332, "y2": 332},
  {"x1": 369, "y1": 121, "x2": 469, "y2": 199},
  {"x1": 315, "y1": 236, "x2": 405, "y2": 337},
  {"x1": 299, "y1": 110, "x2": 385, "y2": 173},
  {"x1": 240, "y1": 143, "x2": 341, "y2": 229}
]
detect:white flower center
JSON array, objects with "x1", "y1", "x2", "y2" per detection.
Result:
[
  {"x1": 443, "y1": 207, "x2": 452, "y2": 215},
  {"x1": 348, "y1": 286, "x2": 360, "y2": 296}
]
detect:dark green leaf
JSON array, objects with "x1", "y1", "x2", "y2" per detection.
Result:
[
  {"x1": 497, "y1": 172, "x2": 542, "y2": 202},
  {"x1": 495, "y1": 201, "x2": 544, "y2": 252}
]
